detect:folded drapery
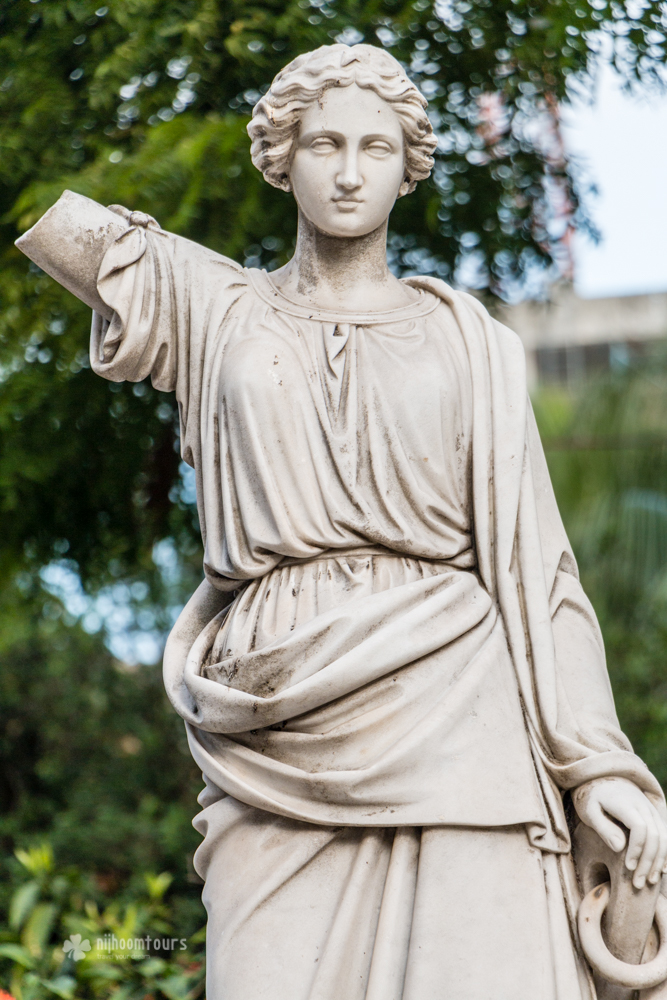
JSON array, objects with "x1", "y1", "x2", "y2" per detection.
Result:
[
  {"x1": 170, "y1": 550, "x2": 546, "y2": 830},
  {"x1": 193, "y1": 795, "x2": 592, "y2": 1000}
]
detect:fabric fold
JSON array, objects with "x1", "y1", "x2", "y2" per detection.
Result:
[{"x1": 169, "y1": 554, "x2": 546, "y2": 829}]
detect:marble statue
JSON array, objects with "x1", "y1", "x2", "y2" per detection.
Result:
[{"x1": 16, "y1": 42, "x2": 667, "y2": 1000}]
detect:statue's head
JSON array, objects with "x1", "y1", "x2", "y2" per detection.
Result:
[{"x1": 247, "y1": 44, "x2": 437, "y2": 239}]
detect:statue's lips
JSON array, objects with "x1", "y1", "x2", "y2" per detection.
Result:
[{"x1": 332, "y1": 198, "x2": 363, "y2": 211}]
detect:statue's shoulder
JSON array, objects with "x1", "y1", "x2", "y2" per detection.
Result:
[
  {"x1": 103, "y1": 202, "x2": 244, "y2": 285},
  {"x1": 404, "y1": 275, "x2": 525, "y2": 361},
  {"x1": 92, "y1": 197, "x2": 247, "y2": 299},
  {"x1": 167, "y1": 230, "x2": 246, "y2": 283}
]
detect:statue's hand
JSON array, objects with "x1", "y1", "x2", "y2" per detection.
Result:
[{"x1": 572, "y1": 777, "x2": 667, "y2": 889}]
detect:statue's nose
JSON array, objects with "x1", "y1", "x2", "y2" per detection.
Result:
[{"x1": 336, "y1": 150, "x2": 362, "y2": 192}]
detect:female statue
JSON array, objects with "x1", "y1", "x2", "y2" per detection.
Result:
[{"x1": 17, "y1": 42, "x2": 667, "y2": 1000}]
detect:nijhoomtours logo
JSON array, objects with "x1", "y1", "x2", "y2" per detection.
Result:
[
  {"x1": 97, "y1": 934, "x2": 187, "y2": 957},
  {"x1": 60, "y1": 932, "x2": 187, "y2": 961},
  {"x1": 62, "y1": 934, "x2": 91, "y2": 961}
]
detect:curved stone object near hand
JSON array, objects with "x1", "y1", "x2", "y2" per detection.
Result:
[
  {"x1": 15, "y1": 190, "x2": 128, "y2": 320},
  {"x1": 579, "y1": 884, "x2": 667, "y2": 990},
  {"x1": 575, "y1": 822, "x2": 667, "y2": 998}
]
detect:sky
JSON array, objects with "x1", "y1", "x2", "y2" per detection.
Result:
[{"x1": 562, "y1": 63, "x2": 667, "y2": 299}]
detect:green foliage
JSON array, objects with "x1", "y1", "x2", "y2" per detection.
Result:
[
  {"x1": 0, "y1": 844, "x2": 205, "y2": 1000},
  {"x1": 535, "y1": 347, "x2": 667, "y2": 786},
  {"x1": 1, "y1": 0, "x2": 665, "y2": 587},
  {"x1": 0, "y1": 580, "x2": 203, "y2": 933}
]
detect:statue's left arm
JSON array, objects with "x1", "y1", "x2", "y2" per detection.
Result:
[{"x1": 527, "y1": 407, "x2": 667, "y2": 885}]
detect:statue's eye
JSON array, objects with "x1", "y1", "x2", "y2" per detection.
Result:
[
  {"x1": 310, "y1": 137, "x2": 337, "y2": 153},
  {"x1": 365, "y1": 141, "x2": 393, "y2": 157}
]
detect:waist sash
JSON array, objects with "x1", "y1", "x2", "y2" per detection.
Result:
[{"x1": 166, "y1": 554, "x2": 548, "y2": 831}]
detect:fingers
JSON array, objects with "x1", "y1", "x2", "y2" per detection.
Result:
[
  {"x1": 573, "y1": 780, "x2": 667, "y2": 890},
  {"x1": 649, "y1": 806, "x2": 667, "y2": 885},
  {"x1": 624, "y1": 802, "x2": 667, "y2": 889},
  {"x1": 585, "y1": 799, "x2": 627, "y2": 853},
  {"x1": 628, "y1": 809, "x2": 657, "y2": 888}
]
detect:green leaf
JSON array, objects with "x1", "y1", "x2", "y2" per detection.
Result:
[
  {"x1": 156, "y1": 974, "x2": 191, "y2": 1000},
  {"x1": 14, "y1": 844, "x2": 54, "y2": 876},
  {"x1": 0, "y1": 942, "x2": 37, "y2": 968},
  {"x1": 187, "y1": 926, "x2": 206, "y2": 946},
  {"x1": 81, "y1": 962, "x2": 126, "y2": 981},
  {"x1": 145, "y1": 872, "x2": 173, "y2": 901},
  {"x1": 21, "y1": 903, "x2": 57, "y2": 959},
  {"x1": 138, "y1": 957, "x2": 168, "y2": 978},
  {"x1": 39, "y1": 975, "x2": 77, "y2": 999},
  {"x1": 9, "y1": 880, "x2": 40, "y2": 930}
]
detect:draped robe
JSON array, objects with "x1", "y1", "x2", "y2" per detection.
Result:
[{"x1": 16, "y1": 193, "x2": 666, "y2": 999}]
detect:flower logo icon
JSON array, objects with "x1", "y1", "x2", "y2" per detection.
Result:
[{"x1": 63, "y1": 934, "x2": 91, "y2": 961}]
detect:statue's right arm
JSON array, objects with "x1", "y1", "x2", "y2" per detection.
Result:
[{"x1": 15, "y1": 190, "x2": 129, "y2": 321}]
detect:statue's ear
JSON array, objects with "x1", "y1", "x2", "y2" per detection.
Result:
[{"x1": 398, "y1": 177, "x2": 416, "y2": 198}]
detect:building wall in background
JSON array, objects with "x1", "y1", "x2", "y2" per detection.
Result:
[{"x1": 499, "y1": 284, "x2": 667, "y2": 387}]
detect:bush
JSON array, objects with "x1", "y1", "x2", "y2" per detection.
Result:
[{"x1": 0, "y1": 844, "x2": 205, "y2": 1000}]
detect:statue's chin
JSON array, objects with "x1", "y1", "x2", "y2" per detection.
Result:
[{"x1": 301, "y1": 209, "x2": 391, "y2": 242}]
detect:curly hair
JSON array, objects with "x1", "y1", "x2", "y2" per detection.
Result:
[{"x1": 247, "y1": 44, "x2": 437, "y2": 196}]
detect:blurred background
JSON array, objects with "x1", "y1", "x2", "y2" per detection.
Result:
[{"x1": 1, "y1": 1, "x2": 667, "y2": 998}]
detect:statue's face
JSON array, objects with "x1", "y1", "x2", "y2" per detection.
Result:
[{"x1": 289, "y1": 83, "x2": 406, "y2": 238}]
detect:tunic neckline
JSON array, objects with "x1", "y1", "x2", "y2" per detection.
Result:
[{"x1": 245, "y1": 267, "x2": 440, "y2": 325}]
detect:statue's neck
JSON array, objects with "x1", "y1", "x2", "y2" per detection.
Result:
[{"x1": 270, "y1": 211, "x2": 416, "y2": 313}]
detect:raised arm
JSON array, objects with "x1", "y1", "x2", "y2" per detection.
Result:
[
  {"x1": 15, "y1": 187, "x2": 248, "y2": 399},
  {"x1": 15, "y1": 190, "x2": 129, "y2": 320}
]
